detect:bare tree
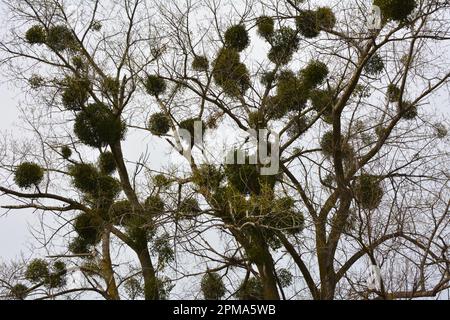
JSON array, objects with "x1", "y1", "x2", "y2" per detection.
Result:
[
  {"x1": 0, "y1": 0, "x2": 177, "y2": 300},
  {"x1": 0, "y1": 0, "x2": 449, "y2": 300}
]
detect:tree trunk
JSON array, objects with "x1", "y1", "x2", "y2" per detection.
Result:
[
  {"x1": 135, "y1": 241, "x2": 159, "y2": 300},
  {"x1": 319, "y1": 273, "x2": 337, "y2": 300},
  {"x1": 101, "y1": 230, "x2": 120, "y2": 300},
  {"x1": 256, "y1": 259, "x2": 281, "y2": 300},
  {"x1": 110, "y1": 141, "x2": 159, "y2": 300},
  {"x1": 110, "y1": 142, "x2": 141, "y2": 205},
  {"x1": 317, "y1": 251, "x2": 336, "y2": 300},
  {"x1": 248, "y1": 232, "x2": 281, "y2": 300}
]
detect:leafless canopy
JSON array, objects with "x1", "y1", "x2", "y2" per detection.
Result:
[{"x1": 0, "y1": 0, "x2": 449, "y2": 300}]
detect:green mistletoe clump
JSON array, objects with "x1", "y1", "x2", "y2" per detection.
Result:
[
  {"x1": 320, "y1": 131, "x2": 354, "y2": 160},
  {"x1": 98, "y1": 152, "x2": 117, "y2": 175},
  {"x1": 61, "y1": 146, "x2": 72, "y2": 160},
  {"x1": 387, "y1": 84, "x2": 402, "y2": 102},
  {"x1": 192, "y1": 55, "x2": 209, "y2": 71},
  {"x1": 374, "y1": 0, "x2": 417, "y2": 23},
  {"x1": 69, "y1": 162, "x2": 122, "y2": 208},
  {"x1": 236, "y1": 277, "x2": 264, "y2": 300},
  {"x1": 148, "y1": 113, "x2": 171, "y2": 136},
  {"x1": 177, "y1": 198, "x2": 201, "y2": 220},
  {"x1": 354, "y1": 175, "x2": 384, "y2": 210},
  {"x1": 25, "y1": 25, "x2": 46, "y2": 44},
  {"x1": 267, "y1": 27, "x2": 299, "y2": 65},
  {"x1": 224, "y1": 24, "x2": 250, "y2": 52},
  {"x1": 46, "y1": 25, "x2": 78, "y2": 51},
  {"x1": 71, "y1": 212, "x2": 104, "y2": 251},
  {"x1": 364, "y1": 54, "x2": 385, "y2": 76},
  {"x1": 256, "y1": 16, "x2": 275, "y2": 39},
  {"x1": 25, "y1": 259, "x2": 67, "y2": 289},
  {"x1": 264, "y1": 197, "x2": 305, "y2": 235},
  {"x1": 192, "y1": 164, "x2": 224, "y2": 191},
  {"x1": 145, "y1": 75, "x2": 167, "y2": 97},
  {"x1": 300, "y1": 60, "x2": 329, "y2": 89},
  {"x1": 212, "y1": 48, "x2": 250, "y2": 97},
  {"x1": 14, "y1": 162, "x2": 44, "y2": 189},
  {"x1": 224, "y1": 151, "x2": 277, "y2": 195},
  {"x1": 398, "y1": 101, "x2": 418, "y2": 120},
  {"x1": 310, "y1": 88, "x2": 335, "y2": 124},
  {"x1": 9, "y1": 284, "x2": 28, "y2": 300},
  {"x1": 201, "y1": 272, "x2": 226, "y2": 300},
  {"x1": 144, "y1": 195, "x2": 165, "y2": 217},
  {"x1": 62, "y1": 76, "x2": 91, "y2": 111}
]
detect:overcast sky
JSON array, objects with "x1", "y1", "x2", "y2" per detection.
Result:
[
  {"x1": 0, "y1": 0, "x2": 449, "y2": 266},
  {"x1": 0, "y1": 77, "x2": 38, "y2": 260}
]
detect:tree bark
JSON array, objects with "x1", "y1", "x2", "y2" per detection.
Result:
[
  {"x1": 245, "y1": 232, "x2": 281, "y2": 300},
  {"x1": 256, "y1": 259, "x2": 281, "y2": 300},
  {"x1": 135, "y1": 240, "x2": 160, "y2": 300},
  {"x1": 101, "y1": 230, "x2": 120, "y2": 300}
]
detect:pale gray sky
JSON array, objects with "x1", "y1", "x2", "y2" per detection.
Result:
[
  {"x1": 0, "y1": 0, "x2": 449, "y2": 279},
  {"x1": 0, "y1": 79, "x2": 39, "y2": 260}
]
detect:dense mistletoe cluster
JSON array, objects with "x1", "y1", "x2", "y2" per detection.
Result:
[
  {"x1": 364, "y1": 54, "x2": 385, "y2": 76},
  {"x1": 267, "y1": 27, "x2": 300, "y2": 65},
  {"x1": 74, "y1": 103, "x2": 126, "y2": 148},
  {"x1": 212, "y1": 48, "x2": 250, "y2": 97},
  {"x1": 102, "y1": 76, "x2": 121, "y2": 98},
  {"x1": 69, "y1": 162, "x2": 122, "y2": 209},
  {"x1": 265, "y1": 197, "x2": 305, "y2": 235},
  {"x1": 374, "y1": 0, "x2": 417, "y2": 22},
  {"x1": 148, "y1": 113, "x2": 171, "y2": 136},
  {"x1": 153, "y1": 174, "x2": 172, "y2": 189},
  {"x1": 98, "y1": 152, "x2": 117, "y2": 175},
  {"x1": 399, "y1": 101, "x2": 418, "y2": 120},
  {"x1": 105, "y1": 195, "x2": 166, "y2": 242},
  {"x1": 274, "y1": 71, "x2": 308, "y2": 113},
  {"x1": 300, "y1": 60, "x2": 329, "y2": 89},
  {"x1": 61, "y1": 146, "x2": 72, "y2": 160},
  {"x1": 70, "y1": 212, "x2": 103, "y2": 253},
  {"x1": 256, "y1": 8, "x2": 336, "y2": 65},
  {"x1": 9, "y1": 283, "x2": 29, "y2": 300},
  {"x1": 256, "y1": 16, "x2": 275, "y2": 39},
  {"x1": 46, "y1": 25, "x2": 78, "y2": 51},
  {"x1": 14, "y1": 162, "x2": 44, "y2": 189},
  {"x1": 295, "y1": 7, "x2": 336, "y2": 38},
  {"x1": 25, "y1": 25, "x2": 46, "y2": 44},
  {"x1": 201, "y1": 272, "x2": 226, "y2": 300},
  {"x1": 192, "y1": 55, "x2": 209, "y2": 71},
  {"x1": 260, "y1": 60, "x2": 329, "y2": 123},
  {"x1": 177, "y1": 198, "x2": 201, "y2": 220},
  {"x1": 224, "y1": 24, "x2": 250, "y2": 52},
  {"x1": 145, "y1": 75, "x2": 167, "y2": 97},
  {"x1": 316, "y1": 7, "x2": 337, "y2": 29},
  {"x1": 236, "y1": 277, "x2": 264, "y2": 300},
  {"x1": 310, "y1": 88, "x2": 335, "y2": 124},
  {"x1": 296, "y1": 10, "x2": 321, "y2": 38},
  {"x1": 320, "y1": 131, "x2": 354, "y2": 160},
  {"x1": 387, "y1": 84, "x2": 402, "y2": 102},
  {"x1": 287, "y1": 116, "x2": 308, "y2": 137},
  {"x1": 179, "y1": 118, "x2": 205, "y2": 146},
  {"x1": 224, "y1": 151, "x2": 278, "y2": 196},
  {"x1": 25, "y1": 259, "x2": 67, "y2": 289},
  {"x1": 192, "y1": 164, "x2": 224, "y2": 191},
  {"x1": 354, "y1": 175, "x2": 384, "y2": 210},
  {"x1": 62, "y1": 76, "x2": 91, "y2": 111},
  {"x1": 26, "y1": 24, "x2": 78, "y2": 52},
  {"x1": 144, "y1": 195, "x2": 165, "y2": 217}
]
